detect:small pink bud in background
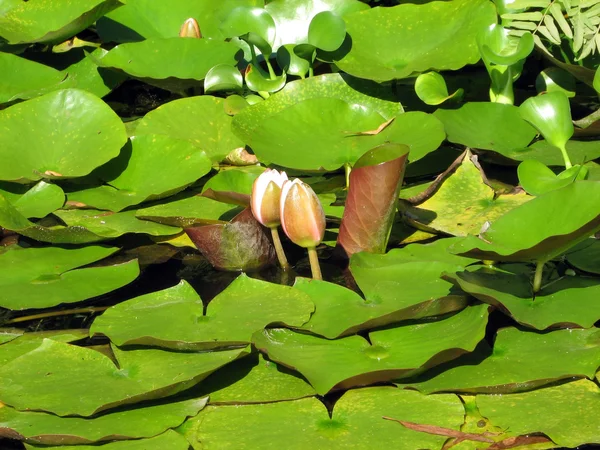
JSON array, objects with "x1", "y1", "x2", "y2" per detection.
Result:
[
  {"x1": 280, "y1": 179, "x2": 325, "y2": 249},
  {"x1": 179, "y1": 18, "x2": 202, "y2": 38},
  {"x1": 251, "y1": 169, "x2": 288, "y2": 228}
]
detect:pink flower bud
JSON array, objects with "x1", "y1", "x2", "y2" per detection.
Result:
[
  {"x1": 280, "y1": 179, "x2": 325, "y2": 248},
  {"x1": 179, "y1": 18, "x2": 202, "y2": 38},
  {"x1": 251, "y1": 169, "x2": 288, "y2": 228}
]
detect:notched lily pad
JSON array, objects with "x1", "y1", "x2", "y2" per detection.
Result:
[
  {"x1": 0, "y1": 181, "x2": 64, "y2": 219},
  {"x1": 91, "y1": 275, "x2": 314, "y2": 350},
  {"x1": 566, "y1": 239, "x2": 600, "y2": 274}
]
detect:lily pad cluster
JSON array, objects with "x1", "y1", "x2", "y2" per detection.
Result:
[{"x1": 1, "y1": 0, "x2": 600, "y2": 448}]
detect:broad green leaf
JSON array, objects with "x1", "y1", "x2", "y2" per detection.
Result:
[
  {"x1": 307, "y1": 11, "x2": 346, "y2": 51},
  {"x1": 336, "y1": 0, "x2": 496, "y2": 81},
  {"x1": 447, "y1": 264, "x2": 600, "y2": 329},
  {"x1": 0, "y1": 339, "x2": 247, "y2": 416},
  {"x1": 66, "y1": 135, "x2": 212, "y2": 211},
  {"x1": 450, "y1": 181, "x2": 600, "y2": 262},
  {"x1": 0, "y1": 181, "x2": 64, "y2": 218},
  {"x1": 349, "y1": 238, "x2": 476, "y2": 324},
  {"x1": 0, "y1": 329, "x2": 23, "y2": 346},
  {"x1": 254, "y1": 304, "x2": 488, "y2": 394},
  {"x1": 201, "y1": 167, "x2": 264, "y2": 195},
  {"x1": 135, "y1": 96, "x2": 245, "y2": 163},
  {"x1": 97, "y1": 0, "x2": 263, "y2": 43},
  {"x1": 96, "y1": 38, "x2": 241, "y2": 83},
  {"x1": 0, "y1": 52, "x2": 66, "y2": 103},
  {"x1": 402, "y1": 152, "x2": 531, "y2": 236},
  {"x1": 91, "y1": 276, "x2": 314, "y2": 350},
  {"x1": 220, "y1": 6, "x2": 276, "y2": 50},
  {"x1": 0, "y1": 330, "x2": 88, "y2": 367},
  {"x1": 0, "y1": 89, "x2": 127, "y2": 183},
  {"x1": 566, "y1": 239, "x2": 600, "y2": 274},
  {"x1": 536, "y1": 67, "x2": 576, "y2": 97},
  {"x1": 0, "y1": 0, "x2": 120, "y2": 44},
  {"x1": 434, "y1": 102, "x2": 537, "y2": 156},
  {"x1": 204, "y1": 64, "x2": 243, "y2": 93},
  {"x1": 0, "y1": 246, "x2": 139, "y2": 310},
  {"x1": 477, "y1": 380, "x2": 600, "y2": 448},
  {"x1": 506, "y1": 139, "x2": 600, "y2": 166},
  {"x1": 517, "y1": 159, "x2": 581, "y2": 196},
  {"x1": 415, "y1": 71, "x2": 463, "y2": 106},
  {"x1": 53, "y1": 209, "x2": 182, "y2": 240},
  {"x1": 402, "y1": 327, "x2": 600, "y2": 394},
  {"x1": 196, "y1": 352, "x2": 316, "y2": 403},
  {"x1": 0, "y1": 397, "x2": 207, "y2": 445},
  {"x1": 25, "y1": 429, "x2": 192, "y2": 450},
  {"x1": 180, "y1": 387, "x2": 463, "y2": 449}
]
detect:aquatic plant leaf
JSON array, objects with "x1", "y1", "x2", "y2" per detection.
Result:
[
  {"x1": 254, "y1": 304, "x2": 488, "y2": 394},
  {"x1": 476, "y1": 380, "x2": 600, "y2": 449},
  {"x1": 0, "y1": 330, "x2": 88, "y2": 367},
  {"x1": 180, "y1": 387, "x2": 463, "y2": 449},
  {"x1": 507, "y1": 139, "x2": 600, "y2": 165},
  {"x1": 0, "y1": 246, "x2": 139, "y2": 310},
  {"x1": 244, "y1": 64, "x2": 287, "y2": 93},
  {"x1": 536, "y1": 67, "x2": 576, "y2": 97},
  {"x1": 415, "y1": 71, "x2": 463, "y2": 106},
  {"x1": 447, "y1": 264, "x2": 600, "y2": 329},
  {"x1": 517, "y1": 159, "x2": 580, "y2": 196},
  {"x1": 566, "y1": 239, "x2": 600, "y2": 274},
  {"x1": 195, "y1": 352, "x2": 316, "y2": 404},
  {"x1": 0, "y1": 181, "x2": 64, "y2": 219},
  {"x1": 434, "y1": 102, "x2": 537, "y2": 155},
  {"x1": 96, "y1": 38, "x2": 240, "y2": 83},
  {"x1": 450, "y1": 181, "x2": 600, "y2": 262},
  {"x1": 307, "y1": 11, "x2": 346, "y2": 51},
  {"x1": 401, "y1": 327, "x2": 600, "y2": 394},
  {"x1": 220, "y1": 6, "x2": 276, "y2": 50},
  {"x1": 135, "y1": 96, "x2": 245, "y2": 163},
  {"x1": 0, "y1": 89, "x2": 127, "y2": 183},
  {"x1": 0, "y1": 397, "x2": 207, "y2": 445},
  {"x1": 91, "y1": 275, "x2": 314, "y2": 350},
  {"x1": 204, "y1": 64, "x2": 243, "y2": 93},
  {"x1": 336, "y1": 0, "x2": 496, "y2": 81},
  {"x1": 201, "y1": 167, "x2": 264, "y2": 196},
  {"x1": 0, "y1": 0, "x2": 120, "y2": 44},
  {"x1": 66, "y1": 134, "x2": 212, "y2": 211},
  {"x1": 0, "y1": 339, "x2": 247, "y2": 416},
  {"x1": 337, "y1": 144, "x2": 408, "y2": 256}
]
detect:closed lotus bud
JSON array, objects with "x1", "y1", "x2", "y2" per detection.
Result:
[
  {"x1": 179, "y1": 18, "x2": 202, "y2": 38},
  {"x1": 251, "y1": 169, "x2": 288, "y2": 228},
  {"x1": 280, "y1": 179, "x2": 325, "y2": 248}
]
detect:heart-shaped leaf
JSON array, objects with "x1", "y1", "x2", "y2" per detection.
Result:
[
  {"x1": 415, "y1": 71, "x2": 463, "y2": 106},
  {"x1": 307, "y1": 11, "x2": 346, "y2": 52},
  {"x1": 517, "y1": 159, "x2": 582, "y2": 196},
  {"x1": 220, "y1": 6, "x2": 276, "y2": 53}
]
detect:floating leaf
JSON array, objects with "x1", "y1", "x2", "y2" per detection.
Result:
[
  {"x1": 0, "y1": 246, "x2": 139, "y2": 310},
  {"x1": 0, "y1": 181, "x2": 64, "y2": 219},
  {"x1": 0, "y1": 330, "x2": 88, "y2": 367},
  {"x1": 91, "y1": 275, "x2": 314, "y2": 350},
  {"x1": 414, "y1": 71, "x2": 463, "y2": 106},
  {"x1": 0, "y1": 89, "x2": 127, "y2": 183},
  {"x1": 566, "y1": 239, "x2": 600, "y2": 274},
  {"x1": 402, "y1": 327, "x2": 600, "y2": 394},
  {"x1": 336, "y1": 0, "x2": 496, "y2": 81},
  {"x1": 507, "y1": 139, "x2": 600, "y2": 165},
  {"x1": 201, "y1": 167, "x2": 264, "y2": 196}
]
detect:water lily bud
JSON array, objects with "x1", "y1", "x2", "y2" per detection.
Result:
[
  {"x1": 251, "y1": 169, "x2": 288, "y2": 228},
  {"x1": 280, "y1": 179, "x2": 325, "y2": 248},
  {"x1": 179, "y1": 18, "x2": 202, "y2": 38}
]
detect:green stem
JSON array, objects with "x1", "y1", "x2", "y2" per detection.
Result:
[
  {"x1": 307, "y1": 247, "x2": 322, "y2": 281},
  {"x1": 249, "y1": 45, "x2": 258, "y2": 67},
  {"x1": 6, "y1": 306, "x2": 109, "y2": 324},
  {"x1": 308, "y1": 66, "x2": 314, "y2": 78},
  {"x1": 558, "y1": 144, "x2": 572, "y2": 169},
  {"x1": 532, "y1": 260, "x2": 546, "y2": 294},
  {"x1": 265, "y1": 58, "x2": 276, "y2": 80},
  {"x1": 270, "y1": 226, "x2": 289, "y2": 271},
  {"x1": 344, "y1": 163, "x2": 351, "y2": 189}
]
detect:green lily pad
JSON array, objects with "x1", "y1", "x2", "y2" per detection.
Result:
[
  {"x1": 135, "y1": 195, "x2": 239, "y2": 227},
  {"x1": 336, "y1": 0, "x2": 496, "y2": 81},
  {"x1": 25, "y1": 429, "x2": 191, "y2": 450},
  {"x1": 0, "y1": 397, "x2": 207, "y2": 445},
  {"x1": 195, "y1": 352, "x2": 316, "y2": 404},
  {"x1": 91, "y1": 275, "x2": 314, "y2": 350},
  {"x1": 415, "y1": 71, "x2": 463, "y2": 106},
  {"x1": 401, "y1": 327, "x2": 600, "y2": 394},
  {"x1": 96, "y1": 38, "x2": 241, "y2": 83},
  {"x1": 0, "y1": 52, "x2": 66, "y2": 103},
  {"x1": 0, "y1": 245, "x2": 139, "y2": 310},
  {"x1": 181, "y1": 387, "x2": 463, "y2": 449},
  {"x1": 403, "y1": 152, "x2": 531, "y2": 236},
  {"x1": 53, "y1": 209, "x2": 182, "y2": 240},
  {"x1": 0, "y1": 338, "x2": 247, "y2": 416},
  {"x1": 0, "y1": 0, "x2": 120, "y2": 44},
  {"x1": 0, "y1": 181, "x2": 64, "y2": 219},
  {"x1": 0, "y1": 329, "x2": 23, "y2": 346},
  {"x1": 201, "y1": 167, "x2": 264, "y2": 195},
  {"x1": 517, "y1": 159, "x2": 581, "y2": 196},
  {"x1": 135, "y1": 96, "x2": 245, "y2": 163},
  {"x1": 476, "y1": 379, "x2": 600, "y2": 449},
  {"x1": 0, "y1": 89, "x2": 127, "y2": 183},
  {"x1": 0, "y1": 330, "x2": 89, "y2": 367},
  {"x1": 308, "y1": 11, "x2": 346, "y2": 51},
  {"x1": 434, "y1": 102, "x2": 537, "y2": 156},
  {"x1": 66, "y1": 134, "x2": 212, "y2": 211},
  {"x1": 450, "y1": 181, "x2": 600, "y2": 262},
  {"x1": 447, "y1": 264, "x2": 600, "y2": 329},
  {"x1": 566, "y1": 239, "x2": 600, "y2": 274},
  {"x1": 349, "y1": 238, "x2": 476, "y2": 321},
  {"x1": 506, "y1": 139, "x2": 600, "y2": 166},
  {"x1": 97, "y1": 0, "x2": 262, "y2": 43},
  {"x1": 254, "y1": 304, "x2": 488, "y2": 394}
]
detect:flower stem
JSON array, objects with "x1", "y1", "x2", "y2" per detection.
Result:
[
  {"x1": 344, "y1": 163, "x2": 351, "y2": 188},
  {"x1": 533, "y1": 260, "x2": 546, "y2": 294},
  {"x1": 270, "y1": 226, "x2": 289, "y2": 271},
  {"x1": 308, "y1": 246, "x2": 322, "y2": 280},
  {"x1": 5, "y1": 306, "x2": 109, "y2": 324}
]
